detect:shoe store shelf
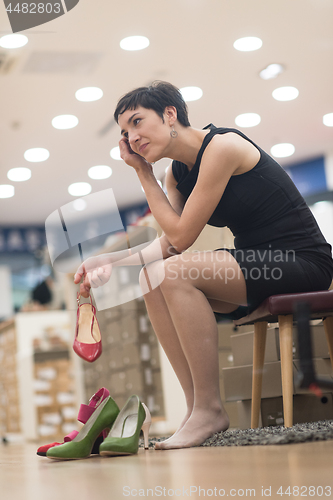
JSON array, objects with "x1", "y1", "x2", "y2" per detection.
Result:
[{"x1": 0, "y1": 310, "x2": 81, "y2": 441}]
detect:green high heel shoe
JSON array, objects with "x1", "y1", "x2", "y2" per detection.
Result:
[
  {"x1": 46, "y1": 396, "x2": 119, "y2": 460},
  {"x1": 99, "y1": 395, "x2": 151, "y2": 456}
]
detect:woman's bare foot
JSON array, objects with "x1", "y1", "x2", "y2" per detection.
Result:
[
  {"x1": 154, "y1": 406, "x2": 229, "y2": 450},
  {"x1": 154, "y1": 409, "x2": 193, "y2": 445}
]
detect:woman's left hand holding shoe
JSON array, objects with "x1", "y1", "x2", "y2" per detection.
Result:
[{"x1": 74, "y1": 255, "x2": 112, "y2": 298}]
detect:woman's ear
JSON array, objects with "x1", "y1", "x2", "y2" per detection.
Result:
[{"x1": 164, "y1": 106, "x2": 178, "y2": 125}]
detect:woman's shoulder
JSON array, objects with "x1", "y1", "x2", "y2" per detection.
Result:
[{"x1": 202, "y1": 130, "x2": 254, "y2": 163}]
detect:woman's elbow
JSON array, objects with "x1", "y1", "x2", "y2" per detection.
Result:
[{"x1": 170, "y1": 235, "x2": 194, "y2": 254}]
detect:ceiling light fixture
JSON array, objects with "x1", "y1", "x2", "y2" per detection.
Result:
[
  {"x1": 24, "y1": 148, "x2": 50, "y2": 162},
  {"x1": 233, "y1": 37, "x2": 262, "y2": 52},
  {"x1": 235, "y1": 113, "x2": 261, "y2": 128},
  {"x1": 73, "y1": 199, "x2": 87, "y2": 211},
  {"x1": 75, "y1": 87, "x2": 103, "y2": 102},
  {"x1": 110, "y1": 147, "x2": 122, "y2": 160},
  {"x1": 0, "y1": 185, "x2": 15, "y2": 198},
  {"x1": 259, "y1": 63, "x2": 284, "y2": 80},
  {"x1": 179, "y1": 86, "x2": 203, "y2": 102},
  {"x1": 0, "y1": 34, "x2": 28, "y2": 49},
  {"x1": 68, "y1": 182, "x2": 92, "y2": 197},
  {"x1": 272, "y1": 86, "x2": 299, "y2": 101},
  {"x1": 52, "y1": 115, "x2": 79, "y2": 130},
  {"x1": 323, "y1": 113, "x2": 333, "y2": 127},
  {"x1": 88, "y1": 165, "x2": 112, "y2": 180},
  {"x1": 7, "y1": 167, "x2": 31, "y2": 182},
  {"x1": 270, "y1": 143, "x2": 295, "y2": 158},
  {"x1": 120, "y1": 36, "x2": 150, "y2": 51}
]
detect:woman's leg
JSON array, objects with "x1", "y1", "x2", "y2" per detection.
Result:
[
  {"x1": 140, "y1": 265, "x2": 195, "y2": 433},
  {"x1": 151, "y1": 250, "x2": 247, "y2": 449},
  {"x1": 140, "y1": 261, "x2": 239, "y2": 440}
]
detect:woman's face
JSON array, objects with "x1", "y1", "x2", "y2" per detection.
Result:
[{"x1": 118, "y1": 106, "x2": 174, "y2": 163}]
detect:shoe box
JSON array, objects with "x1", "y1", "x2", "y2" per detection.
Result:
[
  {"x1": 222, "y1": 360, "x2": 284, "y2": 402},
  {"x1": 237, "y1": 393, "x2": 333, "y2": 429},
  {"x1": 230, "y1": 322, "x2": 330, "y2": 367},
  {"x1": 222, "y1": 358, "x2": 333, "y2": 402},
  {"x1": 220, "y1": 319, "x2": 333, "y2": 429},
  {"x1": 217, "y1": 321, "x2": 251, "y2": 349}
]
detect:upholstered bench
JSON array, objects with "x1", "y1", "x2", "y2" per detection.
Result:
[{"x1": 234, "y1": 290, "x2": 333, "y2": 428}]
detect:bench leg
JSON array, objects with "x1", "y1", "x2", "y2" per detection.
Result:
[
  {"x1": 323, "y1": 316, "x2": 333, "y2": 371},
  {"x1": 278, "y1": 314, "x2": 294, "y2": 427},
  {"x1": 251, "y1": 321, "x2": 268, "y2": 428}
]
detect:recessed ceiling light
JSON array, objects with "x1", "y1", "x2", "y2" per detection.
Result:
[
  {"x1": 24, "y1": 148, "x2": 50, "y2": 162},
  {"x1": 75, "y1": 87, "x2": 103, "y2": 102},
  {"x1": 323, "y1": 113, "x2": 333, "y2": 127},
  {"x1": 0, "y1": 34, "x2": 28, "y2": 49},
  {"x1": 272, "y1": 86, "x2": 299, "y2": 101},
  {"x1": 235, "y1": 113, "x2": 261, "y2": 128},
  {"x1": 0, "y1": 185, "x2": 15, "y2": 198},
  {"x1": 180, "y1": 86, "x2": 203, "y2": 102},
  {"x1": 259, "y1": 63, "x2": 284, "y2": 80},
  {"x1": 270, "y1": 143, "x2": 295, "y2": 158},
  {"x1": 120, "y1": 36, "x2": 149, "y2": 51},
  {"x1": 88, "y1": 165, "x2": 112, "y2": 180},
  {"x1": 233, "y1": 37, "x2": 262, "y2": 52},
  {"x1": 73, "y1": 199, "x2": 87, "y2": 211},
  {"x1": 68, "y1": 182, "x2": 92, "y2": 197},
  {"x1": 110, "y1": 147, "x2": 122, "y2": 160},
  {"x1": 52, "y1": 115, "x2": 79, "y2": 130},
  {"x1": 7, "y1": 167, "x2": 31, "y2": 182}
]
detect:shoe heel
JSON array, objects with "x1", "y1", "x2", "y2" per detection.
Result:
[{"x1": 141, "y1": 402, "x2": 151, "y2": 450}]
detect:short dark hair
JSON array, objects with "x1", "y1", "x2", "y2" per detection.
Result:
[{"x1": 114, "y1": 81, "x2": 191, "y2": 127}]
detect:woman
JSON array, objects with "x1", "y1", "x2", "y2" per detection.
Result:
[{"x1": 75, "y1": 81, "x2": 333, "y2": 449}]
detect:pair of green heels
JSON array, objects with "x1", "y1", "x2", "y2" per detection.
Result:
[{"x1": 46, "y1": 395, "x2": 151, "y2": 460}]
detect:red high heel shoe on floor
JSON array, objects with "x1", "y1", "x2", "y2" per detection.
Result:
[
  {"x1": 37, "y1": 388, "x2": 111, "y2": 456},
  {"x1": 73, "y1": 293, "x2": 102, "y2": 363}
]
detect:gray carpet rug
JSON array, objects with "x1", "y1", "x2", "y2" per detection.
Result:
[{"x1": 140, "y1": 420, "x2": 333, "y2": 448}]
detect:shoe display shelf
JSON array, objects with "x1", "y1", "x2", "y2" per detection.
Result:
[
  {"x1": 0, "y1": 319, "x2": 21, "y2": 438},
  {"x1": 0, "y1": 310, "x2": 81, "y2": 442}
]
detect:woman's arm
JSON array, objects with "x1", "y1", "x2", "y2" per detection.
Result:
[
  {"x1": 136, "y1": 134, "x2": 243, "y2": 252},
  {"x1": 164, "y1": 162, "x2": 186, "y2": 216},
  {"x1": 74, "y1": 166, "x2": 184, "y2": 294},
  {"x1": 74, "y1": 232, "x2": 178, "y2": 293}
]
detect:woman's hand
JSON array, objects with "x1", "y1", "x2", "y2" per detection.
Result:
[
  {"x1": 119, "y1": 137, "x2": 153, "y2": 173},
  {"x1": 74, "y1": 255, "x2": 112, "y2": 298}
]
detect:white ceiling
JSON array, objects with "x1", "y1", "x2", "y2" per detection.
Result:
[{"x1": 0, "y1": 0, "x2": 333, "y2": 225}]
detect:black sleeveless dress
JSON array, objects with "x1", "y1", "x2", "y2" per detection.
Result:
[{"x1": 172, "y1": 124, "x2": 333, "y2": 318}]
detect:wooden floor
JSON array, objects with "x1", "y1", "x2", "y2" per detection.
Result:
[{"x1": 1, "y1": 440, "x2": 333, "y2": 500}]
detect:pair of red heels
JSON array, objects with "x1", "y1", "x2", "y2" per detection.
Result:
[
  {"x1": 73, "y1": 293, "x2": 102, "y2": 363},
  {"x1": 37, "y1": 388, "x2": 110, "y2": 456}
]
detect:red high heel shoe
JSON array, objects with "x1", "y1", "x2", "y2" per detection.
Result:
[
  {"x1": 37, "y1": 388, "x2": 112, "y2": 456},
  {"x1": 73, "y1": 293, "x2": 102, "y2": 362}
]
